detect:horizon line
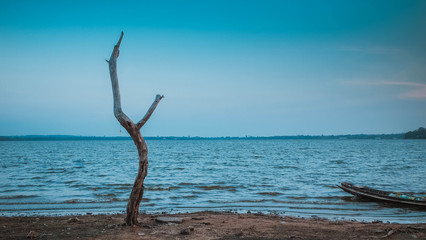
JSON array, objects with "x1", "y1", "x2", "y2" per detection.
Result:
[{"x1": 0, "y1": 133, "x2": 407, "y2": 139}]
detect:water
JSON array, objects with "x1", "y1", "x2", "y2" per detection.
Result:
[{"x1": 0, "y1": 139, "x2": 425, "y2": 223}]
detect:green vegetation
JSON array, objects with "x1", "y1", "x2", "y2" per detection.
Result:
[{"x1": 404, "y1": 127, "x2": 426, "y2": 139}]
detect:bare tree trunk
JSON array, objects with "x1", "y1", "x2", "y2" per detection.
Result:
[{"x1": 107, "y1": 32, "x2": 163, "y2": 226}]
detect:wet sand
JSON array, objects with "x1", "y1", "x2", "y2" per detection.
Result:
[{"x1": 1, "y1": 212, "x2": 425, "y2": 239}]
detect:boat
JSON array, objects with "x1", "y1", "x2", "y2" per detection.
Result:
[{"x1": 337, "y1": 182, "x2": 426, "y2": 207}]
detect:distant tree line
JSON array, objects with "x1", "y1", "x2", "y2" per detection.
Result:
[
  {"x1": 0, "y1": 135, "x2": 130, "y2": 141},
  {"x1": 404, "y1": 127, "x2": 426, "y2": 139},
  {"x1": 3, "y1": 129, "x2": 426, "y2": 141},
  {"x1": 0, "y1": 133, "x2": 408, "y2": 141}
]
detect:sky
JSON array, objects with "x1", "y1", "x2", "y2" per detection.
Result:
[{"x1": 0, "y1": 0, "x2": 425, "y2": 137}]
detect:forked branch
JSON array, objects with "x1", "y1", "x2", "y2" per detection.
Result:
[
  {"x1": 137, "y1": 94, "x2": 164, "y2": 129},
  {"x1": 107, "y1": 32, "x2": 163, "y2": 131}
]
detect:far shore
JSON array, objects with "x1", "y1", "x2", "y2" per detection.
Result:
[
  {"x1": 1, "y1": 211, "x2": 425, "y2": 239},
  {"x1": 0, "y1": 133, "x2": 408, "y2": 141}
]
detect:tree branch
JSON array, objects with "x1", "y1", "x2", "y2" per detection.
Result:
[
  {"x1": 108, "y1": 32, "x2": 163, "y2": 132},
  {"x1": 107, "y1": 32, "x2": 134, "y2": 130},
  {"x1": 112, "y1": 31, "x2": 124, "y2": 59},
  {"x1": 137, "y1": 94, "x2": 164, "y2": 129}
]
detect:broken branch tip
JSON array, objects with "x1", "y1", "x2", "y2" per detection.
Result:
[{"x1": 116, "y1": 32, "x2": 124, "y2": 47}]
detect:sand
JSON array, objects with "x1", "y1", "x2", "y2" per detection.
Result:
[{"x1": 1, "y1": 212, "x2": 425, "y2": 239}]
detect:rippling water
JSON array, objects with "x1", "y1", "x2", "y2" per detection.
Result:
[{"x1": 0, "y1": 139, "x2": 425, "y2": 223}]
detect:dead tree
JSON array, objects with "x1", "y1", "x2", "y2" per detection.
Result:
[{"x1": 106, "y1": 32, "x2": 163, "y2": 226}]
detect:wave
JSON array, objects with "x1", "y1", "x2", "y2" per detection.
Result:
[
  {"x1": 0, "y1": 195, "x2": 38, "y2": 199},
  {"x1": 183, "y1": 195, "x2": 198, "y2": 199},
  {"x1": 106, "y1": 183, "x2": 132, "y2": 187},
  {"x1": 168, "y1": 195, "x2": 199, "y2": 200},
  {"x1": 178, "y1": 182, "x2": 196, "y2": 186},
  {"x1": 257, "y1": 192, "x2": 281, "y2": 196},
  {"x1": 94, "y1": 193, "x2": 116, "y2": 197},
  {"x1": 196, "y1": 185, "x2": 237, "y2": 192},
  {"x1": 63, "y1": 198, "x2": 127, "y2": 204},
  {"x1": 146, "y1": 186, "x2": 180, "y2": 191}
]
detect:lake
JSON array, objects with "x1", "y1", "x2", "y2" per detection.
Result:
[{"x1": 0, "y1": 139, "x2": 425, "y2": 223}]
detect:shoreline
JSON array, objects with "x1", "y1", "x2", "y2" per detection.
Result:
[
  {"x1": 1, "y1": 209, "x2": 425, "y2": 225},
  {"x1": 1, "y1": 211, "x2": 425, "y2": 239}
]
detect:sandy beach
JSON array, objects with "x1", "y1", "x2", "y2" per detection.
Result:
[{"x1": 1, "y1": 211, "x2": 425, "y2": 240}]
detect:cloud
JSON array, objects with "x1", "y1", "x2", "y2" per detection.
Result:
[
  {"x1": 343, "y1": 80, "x2": 426, "y2": 100},
  {"x1": 380, "y1": 81, "x2": 426, "y2": 99},
  {"x1": 338, "y1": 45, "x2": 406, "y2": 55}
]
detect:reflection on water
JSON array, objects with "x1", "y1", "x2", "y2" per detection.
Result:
[{"x1": 0, "y1": 139, "x2": 425, "y2": 223}]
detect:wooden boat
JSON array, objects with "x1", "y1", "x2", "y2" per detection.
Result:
[{"x1": 337, "y1": 182, "x2": 426, "y2": 207}]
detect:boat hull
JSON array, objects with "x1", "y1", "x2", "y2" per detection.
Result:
[{"x1": 338, "y1": 182, "x2": 426, "y2": 207}]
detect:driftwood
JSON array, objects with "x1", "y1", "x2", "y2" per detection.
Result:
[{"x1": 107, "y1": 32, "x2": 163, "y2": 226}]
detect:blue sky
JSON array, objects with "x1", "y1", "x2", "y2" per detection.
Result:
[{"x1": 0, "y1": 0, "x2": 425, "y2": 137}]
